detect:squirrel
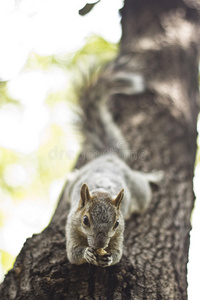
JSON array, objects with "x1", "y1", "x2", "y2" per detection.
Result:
[{"x1": 65, "y1": 65, "x2": 163, "y2": 267}]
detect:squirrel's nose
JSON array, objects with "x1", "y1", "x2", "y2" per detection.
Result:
[
  {"x1": 95, "y1": 232, "x2": 107, "y2": 249},
  {"x1": 96, "y1": 232, "x2": 105, "y2": 239}
]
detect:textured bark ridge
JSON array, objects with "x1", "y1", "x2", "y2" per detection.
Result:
[{"x1": 0, "y1": 0, "x2": 200, "y2": 299}]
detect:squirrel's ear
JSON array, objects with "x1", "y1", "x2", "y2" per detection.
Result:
[
  {"x1": 113, "y1": 188, "x2": 124, "y2": 210},
  {"x1": 80, "y1": 183, "x2": 91, "y2": 208}
]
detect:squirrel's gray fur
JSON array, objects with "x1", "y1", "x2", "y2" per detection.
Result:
[{"x1": 65, "y1": 66, "x2": 163, "y2": 267}]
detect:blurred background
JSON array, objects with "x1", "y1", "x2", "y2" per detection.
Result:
[{"x1": 0, "y1": 1, "x2": 199, "y2": 299}]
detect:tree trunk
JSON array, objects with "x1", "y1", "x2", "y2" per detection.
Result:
[{"x1": 0, "y1": 0, "x2": 199, "y2": 299}]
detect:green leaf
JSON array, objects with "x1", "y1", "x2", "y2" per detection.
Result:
[{"x1": 79, "y1": 1, "x2": 100, "y2": 16}]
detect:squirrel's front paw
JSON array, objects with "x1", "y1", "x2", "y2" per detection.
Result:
[
  {"x1": 84, "y1": 247, "x2": 98, "y2": 266},
  {"x1": 97, "y1": 253, "x2": 113, "y2": 267}
]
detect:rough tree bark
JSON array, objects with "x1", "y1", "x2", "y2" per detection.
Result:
[{"x1": 0, "y1": 0, "x2": 200, "y2": 299}]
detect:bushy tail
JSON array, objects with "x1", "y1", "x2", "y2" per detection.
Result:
[{"x1": 77, "y1": 65, "x2": 145, "y2": 160}]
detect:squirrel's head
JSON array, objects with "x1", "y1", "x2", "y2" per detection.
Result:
[{"x1": 78, "y1": 183, "x2": 124, "y2": 250}]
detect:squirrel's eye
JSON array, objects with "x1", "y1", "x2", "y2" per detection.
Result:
[
  {"x1": 83, "y1": 215, "x2": 90, "y2": 227},
  {"x1": 114, "y1": 219, "x2": 119, "y2": 229}
]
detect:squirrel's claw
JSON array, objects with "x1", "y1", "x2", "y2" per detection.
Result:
[
  {"x1": 84, "y1": 247, "x2": 98, "y2": 266},
  {"x1": 97, "y1": 253, "x2": 113, "y2": 267}
]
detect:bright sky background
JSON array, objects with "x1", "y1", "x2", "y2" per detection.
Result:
[
  {"x1": 0, "y1": 0, "x2": 122, "y2": 81},
  {"x1": 0, "y1": 1, "x2": 199, "y2": 299}
]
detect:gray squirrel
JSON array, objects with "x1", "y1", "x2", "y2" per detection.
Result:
[{"x1": 65, "y1": 66, "x2": 163, "y2": 267}]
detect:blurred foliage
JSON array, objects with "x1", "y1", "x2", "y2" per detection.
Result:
[
  {"x1": 69, "y1": 35, "x2": 118, "y2": 65},
  {"x1": 25, "y1": 53, "x2": 57, "y2": 70},
  {"x1": 26, "y1": 35, "x2": 117, "y2": 71},
  {"x1": 0, "y1": 35, "x2": 118, "y2": 282},
  {"x1": 0, "y1": 82, "x2": 20, "y2": 107},
  {"x1": 0, "y1": 250, "x2": 15, "y2": 276}
]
